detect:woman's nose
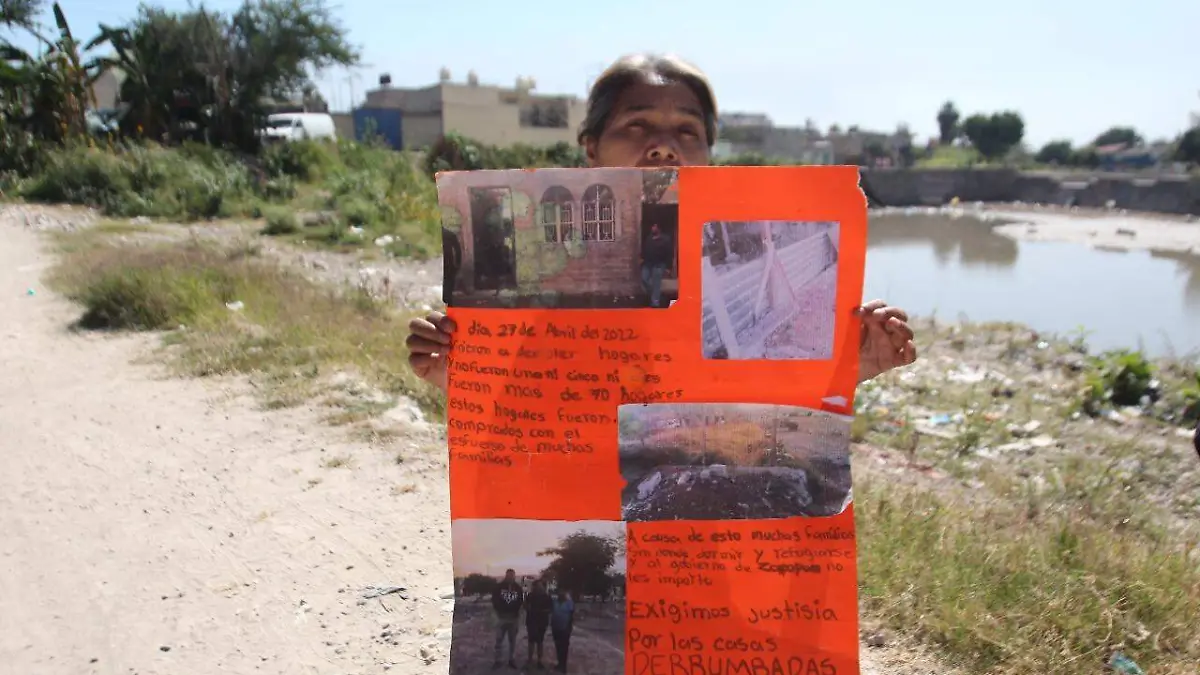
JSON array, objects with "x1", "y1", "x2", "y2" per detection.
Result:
[{"x1": 644, "y1": 143, "x2": 680, "y2": 165}]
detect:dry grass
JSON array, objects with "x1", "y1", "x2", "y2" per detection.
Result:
[
  {"x1": 48, "y1": 235, "x2": 443, "y2": 418},
  {"x1": 856, "y1": 470, "x2": 1200, "y2": 675},
  {"x1": 854, "y1": 318, "x2": 1200, "y2": 674}
]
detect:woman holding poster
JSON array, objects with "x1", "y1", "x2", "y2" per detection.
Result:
[{"x1": 406, "y1": 53, "x2": 916, "y2": 389}]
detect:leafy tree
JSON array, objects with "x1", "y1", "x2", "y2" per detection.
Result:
[
  {"x1": 1, "y1": 0, "x2": 42, "y2": 29},
  {"x1": 864, "y1": 140, "x2": 886, "y2": 159},
  {"x1": 961, "y1": 111, "x2": 1025, "y2": 161},
  {"x1": 538, "y1": 529, "x2": 622, "y2": 595},
  {"x1": 936, "y1": 101, "x2": 960, "y2": 144},
  {"x1": 104, "y1": 0, "x2": 358, "y2": 150},
  {"x1": 1175, "y1": 127, "x2": 1200, "y2": 164},
  {"x1": 1092, "y1": 126, "x2": 1143, "y2": 148},
  {"x1": 1, "y1": 3, "x2": 111, "y2": 143},
  {"x1": 461, "y1": 573, "x2": 498, "y2": 598},
  {"x1": 1035, "y1": 140, "x2": 1074, "y2": 165}
]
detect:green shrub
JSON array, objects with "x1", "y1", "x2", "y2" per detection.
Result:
[
  {"x1": 422, "y1": 132, "x2": 585, "y2": 177},
  {"x1": 258, "y1": 175, "x2": 298, "y2": 201},
  {"x1": 262, "y1": 207, "x2": 300, "y2": 235},
  {"x1": 23, "y1": 143, "x2": 254, "y2": 221},
  {"x1": 1080, "y1": 349, "x2": 1155, "y2": 414},
  {"x1": 261, "y1": 140, "x2": 334, "y2": 181},
  {"x1": 69, "y1": 253, "x2": 238, "y2": 330},
  {"x1": 0, "y1": 119, "x2": 47, "y2": 175},
  {"x1": 336, "y1": 196, "x2": 380, "y2": 227}
]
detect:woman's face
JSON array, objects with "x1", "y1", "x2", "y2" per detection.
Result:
[{"x1": 586, "y1": 81, "x2": 710, "y2": 168}]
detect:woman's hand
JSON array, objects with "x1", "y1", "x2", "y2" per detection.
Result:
[
  {"x1": 855, "y1": 300, "x2": 917, "y2": 383},
  {"x1": 406, "y1": 311, "x2": 457, "y2": 394}
]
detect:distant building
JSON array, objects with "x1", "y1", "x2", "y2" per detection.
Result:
[
  {"x1": 1096, "y1": 143, "x2": 1164, "y2": 171},
  {"x1": 89, "y1": 68, "x2": 123, "y2": 110},
  {"x1": 715, "y1": 112, "x2": 833, "y2": 164},
  {"x1": 359, "y1": 71, "x2": 586, "y2": 150}
]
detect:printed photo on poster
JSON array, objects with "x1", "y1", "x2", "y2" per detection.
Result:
[
  {"x1": 439, "y1": 168, "x2": 680, "y2": 309},
  {"x1": 618, "y1": 403, "x2": 852, "y2": 521},
  {"x1": 450, "y1": 519, "x2": 626, "y2": 675},
  {"x1": 701, "y1": 220, "x2": 840, "y2": 360}
]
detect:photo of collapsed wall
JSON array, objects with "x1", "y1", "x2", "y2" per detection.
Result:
[
  {"x1": 701, "y1": 221, "x2": 840, "y2": 360},
  {"x1": 617, "y1": 402, "x2": 853, "y2": 521}
]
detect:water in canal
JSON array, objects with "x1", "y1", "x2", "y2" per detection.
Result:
[{"x1": 864, "y1": 212, "x2": 1200, "y2": 358}]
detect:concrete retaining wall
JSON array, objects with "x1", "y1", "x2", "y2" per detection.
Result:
[{"x1": 861, "y1": 169, "x2": 1200, "y2": 215}]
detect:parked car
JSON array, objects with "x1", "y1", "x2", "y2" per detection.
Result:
[{"x1": 261, "y1": 113, "x2": 336, "y2": 142}]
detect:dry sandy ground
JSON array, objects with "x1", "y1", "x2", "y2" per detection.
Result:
[
  {"x1": 0, "y1": 210, "x2": 949, "y2": 675},
  {"x1": 0, "y1": 219, "x2": 454, "y2": 674}
]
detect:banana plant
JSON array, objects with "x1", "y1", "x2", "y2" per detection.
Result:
[{"x1": 1, "y1": 2, "x2": 110, "y2": 142}]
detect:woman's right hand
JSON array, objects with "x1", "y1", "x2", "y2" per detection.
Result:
[{"x1": 406, "y1": 311, "x2": 456, "y2": 394}]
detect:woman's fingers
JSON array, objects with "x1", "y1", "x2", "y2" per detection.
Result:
[
  {"x1": 407, "y1": 312, "x2": 456, "y2": 349},
  {"x1": 406, "y1": 333, "x2": 447, "y2": 355},
  {"x1": 884, "y1": 316, "x2": 914, "y2": 347},
  {"x1": 855, "y1": 299, "x2": 888, "y2": 317}
]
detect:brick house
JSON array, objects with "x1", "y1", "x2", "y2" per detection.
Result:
[{"x1": 439, "y1": 168, "x2": 675, "y2": 308}]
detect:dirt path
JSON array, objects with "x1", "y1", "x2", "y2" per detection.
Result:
[
  {"x1": 0, "y1": 207, "x2": 951, "y2": 675},
  {"x1": 0, "y1": 217, "x2": 454, "y2": 674}
]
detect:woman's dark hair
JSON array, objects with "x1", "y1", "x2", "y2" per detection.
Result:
[{"x1": 578, "y1": 53, "x2": 718, "y2": 148}]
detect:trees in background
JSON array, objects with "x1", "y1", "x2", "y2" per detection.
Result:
[
  {"x1": 936, "y1": 101, "x2": 960, "y2": 144},
  {"x1": 1034, "y1": 140, "x2": 1073, "y2": 165},
  {"x1": 1, "y1": 0, "x2": 358, "y2": 155},
  {"x1": 961, "y1": 111, "x2": 1025, "y2": 161},
  {"x1": 538, "y1": 529, "x2": 622, "y2": 597},
  {"x1": 1092, "y1": 126, "x2": 1143, "y2": 148}
]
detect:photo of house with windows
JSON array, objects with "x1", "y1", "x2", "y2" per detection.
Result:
[{"x1": 437, "y1": 168, "x2": 679, "y2": 309}]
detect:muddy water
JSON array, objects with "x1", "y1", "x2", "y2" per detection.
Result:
[{"x1": 865, "y1": 213, "x2": 1200, "y2": 358}]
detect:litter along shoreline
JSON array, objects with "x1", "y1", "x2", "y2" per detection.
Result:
[{"x1": 873, "y1": 203, "x2": 1200, "y2": 256}]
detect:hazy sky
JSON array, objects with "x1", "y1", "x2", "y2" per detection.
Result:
[
  {"x1": 11, "y1": 0, "x2": 1199, "y2": 146},
  {"x1": 452, "y1": 520, "x2": 626, "y2": 578}
]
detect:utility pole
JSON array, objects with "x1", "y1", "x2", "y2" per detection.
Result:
[{"x1": 344, "y1": 70, "x2": 362, "y2": 111}]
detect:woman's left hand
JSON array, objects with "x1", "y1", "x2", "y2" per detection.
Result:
[{"x1": 855, "y1": 300, "x2": 917, "y2": 383}]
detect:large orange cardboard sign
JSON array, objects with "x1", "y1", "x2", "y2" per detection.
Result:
[{"x1": 439, "y1": 166, "x2": 865, "y2": 675}]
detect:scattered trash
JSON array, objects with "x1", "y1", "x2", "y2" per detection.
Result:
[
  {"x1": 1007, "y1": 420, "x2": 1042, "y2": 437},
  {"x1": 224, "y1": 301, "x2": 244, "y2": 311},
  {"x1": 25, "y1": 288, "x2": 34, "y2": 296},
  {"x1": 863, "y1": 629, "x2": 889, "y2": 648},
  {"x1": 374, "y1": 235, "x2": 395, "y2": 247},
  {"x1": 1108, "y1": 651, "x2": 1144, "y2": 675},
  {"x1": 361, "y1": 585, "x2": 407, "y2": 600}
]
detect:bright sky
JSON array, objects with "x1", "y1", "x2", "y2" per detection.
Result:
[
  {"x1": 12, "y1": 1, "x2": 1199, "y2": 147},
  {"x1": 452, "y1": 520, "x2": 626, "y2": 578}
]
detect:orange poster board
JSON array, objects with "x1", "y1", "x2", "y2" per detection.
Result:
[{"x1": 439, "y1": 166, "x2": 865, "y2": 675}]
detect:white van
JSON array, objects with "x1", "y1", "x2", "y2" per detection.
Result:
[{"x1": 262, "y1": 113, "x2": 336, "y2": 142}]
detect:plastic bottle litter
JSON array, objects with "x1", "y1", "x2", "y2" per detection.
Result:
[{"x1": 1108, "y1": 651, "x2": 1144, "y2": 675}]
